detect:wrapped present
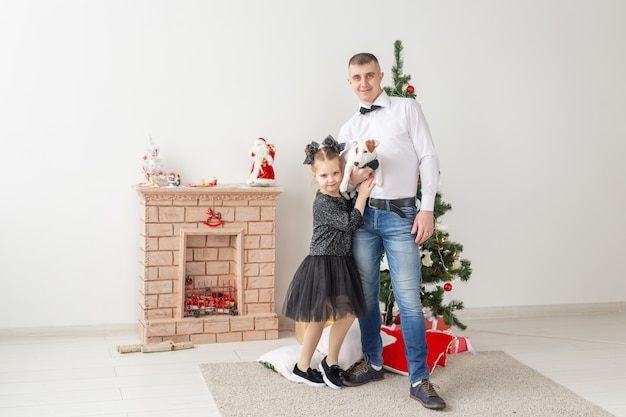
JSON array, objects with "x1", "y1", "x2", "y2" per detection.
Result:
[
  {"x1": 425, "y1": 315, "x2": 451, "y2": 331},
  {"x1": 447, "y1": 335, "x2": 476, "y2": 354}
]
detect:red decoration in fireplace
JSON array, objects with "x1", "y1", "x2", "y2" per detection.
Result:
[{"x1": 185, "y1": 281, "x2": 238, "y2": 317}]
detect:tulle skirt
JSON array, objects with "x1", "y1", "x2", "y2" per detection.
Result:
[{"x1": 284, "y1": 255, "x2": 367, "y2": 322}]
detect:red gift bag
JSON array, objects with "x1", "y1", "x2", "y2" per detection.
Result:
[{"x1": 381, "y1": 326, "x2": 456, "y2": 375}]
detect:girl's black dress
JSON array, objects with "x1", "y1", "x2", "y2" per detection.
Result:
[{"x1": 284, "y1": 191, "x2": 367, "y2": 322}]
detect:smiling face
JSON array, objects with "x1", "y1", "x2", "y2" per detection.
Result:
[
  {"x1": 348, "y1": 60, "x2": 384, "y2": 106},
  {"x1": 312, "y1": 157, "x2": 343, "y2": 197}
]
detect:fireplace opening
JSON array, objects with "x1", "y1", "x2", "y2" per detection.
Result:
[{"x1": 178, "y1": 228, "x2": 244, "y2": 319}]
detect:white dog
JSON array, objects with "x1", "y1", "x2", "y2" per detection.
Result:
[{"x1": 340, "y1": 139, "x2": 383, "y2": 198}]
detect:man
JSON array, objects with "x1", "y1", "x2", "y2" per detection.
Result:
[{"x1": 338, "y1": 52, "x2": 445, "y2": 410}]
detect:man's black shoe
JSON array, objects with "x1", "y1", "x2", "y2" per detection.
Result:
[
  {"x1": 410, "y1": 378, "x2": 446, "y2": 410},
  {"x1": 341, "y1": 356, "x2": 384, "y2": 386}
]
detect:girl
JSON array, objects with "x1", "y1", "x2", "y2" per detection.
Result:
[{"x1": 284, "y1": 135, "x2": 375, "y2": 389}]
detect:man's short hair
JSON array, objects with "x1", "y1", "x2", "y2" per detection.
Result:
[{"x1": 349, "y1": 53, "x2": 380, "y2": 70}]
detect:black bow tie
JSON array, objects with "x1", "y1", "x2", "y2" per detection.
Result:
[{"x1": 360, "y1": 105, "x2": 381, "y2": 114}]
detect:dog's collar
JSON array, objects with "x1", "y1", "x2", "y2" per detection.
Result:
[{"x1": 361, "y1": 159, "x2": 379, "y2": 170}]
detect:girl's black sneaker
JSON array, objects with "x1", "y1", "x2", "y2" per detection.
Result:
[
  {"x1": 292, "y1": 364, "x2": 325, "y2": 387},
  {"x1": 319, "y1": 356, "x2": 344, "y2": 389}
]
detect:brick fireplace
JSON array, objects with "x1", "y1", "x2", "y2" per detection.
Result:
[{"x1": 134, "y1": 184, "x2": 283, "y2": 344}]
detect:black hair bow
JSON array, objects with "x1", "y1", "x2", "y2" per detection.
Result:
[
  {"x1": 303, "y1": 141, "x2": 321, "y2": 164},
  {"x1": 303, "y1": 135, "x2": 346, "y2": 165},
  {"x1": 321, "y1": 135, "x2": 345, "y2": 154}
]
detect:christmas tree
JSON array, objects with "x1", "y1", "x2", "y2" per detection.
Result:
[
  {"x1": 380, "y1": 40, "x2": 472, "y2": 330},
  {"x1": 383, "y1": 40, "x2": 417, "y2": 99}
]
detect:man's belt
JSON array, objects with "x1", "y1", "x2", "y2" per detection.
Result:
[{"x1": 367, "y1": 197, "x2": 416, "y2": 218}]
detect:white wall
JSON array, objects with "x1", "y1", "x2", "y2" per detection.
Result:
[{"x1": 1, "y1": 0, "x2": 624, "y2": 328}]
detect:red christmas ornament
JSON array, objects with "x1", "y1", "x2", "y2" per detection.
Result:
[
  {"x1": 407, "y1": 85, "x2": 415, "y2": 93},
  {"x1": 444, "y1": 283, "x2": 453, "y2": 292}
]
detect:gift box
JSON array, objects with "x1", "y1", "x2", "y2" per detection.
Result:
[
  {"x1": 447, "y1": 335, "x2": 475, "y2": 354},
  {"x1": 425, "y1": 315, "x2": 451, "y2": 331}
]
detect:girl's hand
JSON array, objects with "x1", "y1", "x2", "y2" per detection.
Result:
[
  {"x1": 356, "y1": 175, "x2": 375, "y2": 198},
  {"x1": 353, "y1": 175, "x2": 375, "y2": 215}
]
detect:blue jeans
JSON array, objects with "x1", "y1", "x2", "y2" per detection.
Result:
[{"x1": 353, "y1": 202, "x2": 430, "y2": 384}]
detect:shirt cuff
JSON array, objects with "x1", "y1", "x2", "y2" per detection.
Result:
[{"x1": 420, "y1": 194, "x2": 436, "y2": 212}]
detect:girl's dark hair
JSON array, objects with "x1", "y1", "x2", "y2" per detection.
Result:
[{"x1": 309, "y1": 146, "x2": 341, "y2": 170}]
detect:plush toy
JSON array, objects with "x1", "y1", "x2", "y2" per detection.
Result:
[{"x1": 247, "y1": 137, "x2": 276, "y2": 186}]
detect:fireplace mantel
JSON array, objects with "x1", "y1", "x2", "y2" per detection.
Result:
[{"x1": 134, "y1": 184, "x2": 283, "y2": 344}]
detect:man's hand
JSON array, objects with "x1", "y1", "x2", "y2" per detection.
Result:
[{"x1": 412, "y1": 210, "x2": 434, "y2": 244}]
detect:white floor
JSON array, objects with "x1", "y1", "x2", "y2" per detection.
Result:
[{"x1": 0, "y1": 307, "x2": 625, "y2": 417}]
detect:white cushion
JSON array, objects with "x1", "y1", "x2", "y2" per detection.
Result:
[
  {"x1": 257, "y1": 344, "x2": 323, "y2": 381},
  {"x1": 257, "y1": 320, "x2": 397, "y2": 381}
]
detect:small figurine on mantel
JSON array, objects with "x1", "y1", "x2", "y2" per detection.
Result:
[
  {"x1": 167, "y1": 172, "x2": 181, "y2": 187},
  {"x1": 185, "y1": 176, "x2": 218, "y2": 188},
  {"x1": 247, "y1": 137, "x2": 276, "y2": 186}
]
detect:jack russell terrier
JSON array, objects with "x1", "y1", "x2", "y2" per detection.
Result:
[{"x1": 340, "y1": 139, "x2": 383, "y2": 198}]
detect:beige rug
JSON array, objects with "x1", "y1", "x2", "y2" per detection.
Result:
[{"x1": 200, "y1": 351, "x2": 614, "y2": 417}]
